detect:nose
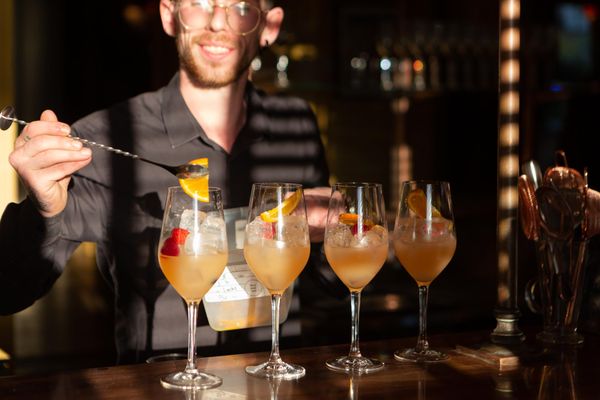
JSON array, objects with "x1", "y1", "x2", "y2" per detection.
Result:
[{"x1": 207, "y1": 4, "x2": 228, "y2": 32}]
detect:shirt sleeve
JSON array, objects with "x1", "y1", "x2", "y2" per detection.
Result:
[
  {"x1": 0, "y1": 173, "x2": 106, "y2": 315},
  {"x1": 0, "y1": 199, "x2": 79, "y2": 314}
]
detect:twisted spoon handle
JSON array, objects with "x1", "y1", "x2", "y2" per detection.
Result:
[
  {"x1": 2, "y1": 109, "x2": 149, "y2": 162},
  {"x1": 69, "y1": 135, "x2": 174, "y2": 173},
  {"x1": 0, "y1": 106, "x2": 207, "y2": 178},
  {"x1": 68, "y1": 135, "x2": 141, "y2": 160}
]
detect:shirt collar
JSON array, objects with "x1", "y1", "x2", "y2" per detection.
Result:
[
  {"x1": 161, "y1": 73, "x2": 206, "y2": 149},
  {"x1": 161, "y1": 72, "x2": 264, "y2": 151}
]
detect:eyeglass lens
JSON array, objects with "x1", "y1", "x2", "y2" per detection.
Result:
[{"x1": 178, "y1": 1, "x2": 261, "y2": 34}]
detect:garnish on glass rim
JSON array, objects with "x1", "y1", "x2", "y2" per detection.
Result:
[
  {"x1": 179, "y1": 158, "x2": 209, "y2": 202},
  {"x1": 407, "y1": 188, "x2": 441, "y2": 219},
  {"x1": 339, "y1": 212, "x2": 375, "y2": 235},
  {"x1": 260, "y1": 189, "x2": 302, "y2": 223}
]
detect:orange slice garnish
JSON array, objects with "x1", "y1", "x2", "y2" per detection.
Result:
[
  {"x1": 339, "y1": 212, "x2": 374, "y2": 228},
  {"x1": 407, "y1": 189, "x2": 441, "y2": 219},
  {"x1": 260, "y1": 189, "x2": 302, "y2": 223},
  {"x1": 339, "y1": 213, "x2": 359, "y2": 225},
  {"x1": 179, "y1": 158, "x2": 209, "y2": 202}
]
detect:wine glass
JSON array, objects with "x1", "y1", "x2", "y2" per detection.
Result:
[
  {"x1": 324, "y1": 182, "x2": 388, "y2": 373},
  {"x1": 393, "y1": 181, "x2": 456, "y2": 362},
  {"x1": 244, "y1": 183, "x2": 310, "y2": 379},
  {"x1": 157, "y1": 186, "x2": 228, "y2": 389}
]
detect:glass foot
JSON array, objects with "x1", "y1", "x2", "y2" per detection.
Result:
[
  {"x1": 394, "y1": 348, "x2": 449, "y2": 363},
  {"x1": 146, "y1": 353, "x2": 186, "y2": 364},
  {"x1": 161, "y1": 369, "x2": 222, "y2": 390},
  {"x1": 326, "y1": 355, "x2": 384, "y2": 374},
  {"x1": 245, "y1": 361, "x2": 305, "y2": 380}
]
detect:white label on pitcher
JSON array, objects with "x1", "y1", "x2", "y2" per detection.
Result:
[{"x1": 204, "y1": 263, "x2": 269, "y2": 302}]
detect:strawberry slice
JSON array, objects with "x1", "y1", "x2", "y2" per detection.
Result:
[
  {"x1": 263, "y1": 223, "x2": 277, "y2": 240},
  {"x1": 351, "y1": 222, "x2": 373, "y2": 236},
  {"x1": 340, "y1": 212, "x2": 375, "y2": 235},
  {"x1": 171, "y1": 228, "x2": 190, "y2": 245},
  {"x1": 160, "y1": 237, "x2": 180, "y2": 256}
]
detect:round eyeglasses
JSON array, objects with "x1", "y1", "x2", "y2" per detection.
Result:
[{"x1": 176, "y1": 0, "x2": 265, "y2": 36}]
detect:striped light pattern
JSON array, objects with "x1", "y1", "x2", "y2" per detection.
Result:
[{"x1": 491, "y1": 0, "x2": 525, "y2": 344}]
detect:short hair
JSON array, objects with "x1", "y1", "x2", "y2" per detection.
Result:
[{"x1": 261, "y1": 0, "x2": 273, "y2": 9}]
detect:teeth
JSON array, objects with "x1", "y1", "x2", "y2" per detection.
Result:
[{"x1": 203, "y1": 45, "x2": 229, "y2": 55}]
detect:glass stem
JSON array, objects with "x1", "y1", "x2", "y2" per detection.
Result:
[
  {"x1": 268, "y1": 294, "x2": 283, "y2": 364},
  {"x1": 416, "y1": 285, "x2": 430, "y2": 353},
  {"x1": 269, "y1": 378, "x2": 281, "y2": 400},
  {"x1": 185, "y1": 301, "x2": 199, "y2": 373},
  {"x1": 349, "y1": 290, "x2": 362, "y2": 358}
]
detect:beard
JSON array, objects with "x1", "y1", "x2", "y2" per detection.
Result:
[{"x1": 177, "y1": 31, "x2": 258, "y2": 89}]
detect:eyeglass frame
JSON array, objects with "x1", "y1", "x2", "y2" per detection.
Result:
[{"x1": 172, "y1": 0, "x2": 268, "y2": 36}]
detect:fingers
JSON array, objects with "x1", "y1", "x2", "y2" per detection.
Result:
[
  {"x1": 11, "y1": 143, "x2": 92, "y2": 174},
  {"x1": 31, "y1": 158, "x2": 93, "y2": 184},
  {"x1": 22, "y1": 146, "x2": 92, "y2": 172},
  {"x1": 22, "y1": 119, "x2": 71, "y2": 139},
  {"x1": 9, "y1": 109, "x2": 92, "y2": 185},
  {"x1": 10, "y1": 144, "x2": 92, "y2": 185},
  {"x1": 12, "y1": 129, "x2": 92, "y2": 168},
  {"x1": 20, "y1": 134, "x2": 86, "y2": 158},
  {"x1": 40, "y1": 109, "x2": 59, "y2": 122},
  {"x1": 12, "y1": 110, "x2": 89, "y2": 166},
  {"x1": 17, "y1": 110, "x2": 71, "y2": 148},
  {"x1": 8, "y1": 110, "x2": 92, "y2": 218}
]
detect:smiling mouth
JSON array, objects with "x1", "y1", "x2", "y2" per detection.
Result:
[
  {"x1": 198, "y1": 42, "x2": 237, "y2": 59},
  {"x1": 203, "y1": 45, "x2": 231, "y2": 55}
]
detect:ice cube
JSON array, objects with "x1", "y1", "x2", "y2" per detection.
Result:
[
  {"x1": 184, "y1": 214, "x2": 226, "y2": 254},
  {"x1": 245, "y1": 217, "x2": 273, "y2": 245},
  {"x1": 325, "y1": 224, "x2": 354, "y2": 247},
  {"x1": 356, "y1": 224, "x2": 388, "y2": 247},
  {"x1": 184, "y1": 234, "x2": 205, "y2": 255},
  {"x1": 279, "y1": 215, "x2": 309, "y2": 246},
  {"x1": 202, "y1": 215, "x2": 227, "y2": 250},
  {"x1": 180, "y1": 209, "x2": 207, "y2": 232}
]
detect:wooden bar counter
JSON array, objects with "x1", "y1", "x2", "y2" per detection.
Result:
[{"x1": 1, "y1": 330, "x2": 599, "y2": 399}]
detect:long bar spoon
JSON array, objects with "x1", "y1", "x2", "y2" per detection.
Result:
[{"x1": 0, "y1": 105, "x2": 206, "y2": 179}]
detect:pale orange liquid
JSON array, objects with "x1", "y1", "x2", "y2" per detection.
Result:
[
  {"x1": 205, "y1": 292, "x2": 293, "y2": 331},
  {"x1": 325, "y1": 243, "x2": 388, "y2": 291},
  {"x1": 244, "y1": 244, "x2": 310, "y2": 295},
  {"x1": 393, "y1": 235, "x2": 456, "y2": 286},
  {"x1": 159, "y1": 253, "x2": 227, "y2": 302},
  {"x1": 206, "y1": 298, "x2": 270, "y2": 330}
]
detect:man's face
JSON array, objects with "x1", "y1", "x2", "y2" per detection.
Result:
[{"x1": 175, "y1": 0, "x2": 263, "y2": 89}]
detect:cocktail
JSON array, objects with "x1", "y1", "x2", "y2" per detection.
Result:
[
  {"x1": 158, "y1": 186, "x2": 228, "y2": 389},
  {"x1": 244, "y1": 183, "x2": 310, "y2": 379},
  {"x1": 393, "y1": 181, "x2": 456, "y2": 362},
  {"x1": 324, "y1": 182, "x2": 388, "y2": 373}
]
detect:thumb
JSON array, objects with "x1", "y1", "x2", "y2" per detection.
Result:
[{"x1": 40, "y1": 109, "x2": 59, "y2": 122}]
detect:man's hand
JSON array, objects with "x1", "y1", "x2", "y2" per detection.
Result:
[
  {"x1": 8, "y1": 110, "x2": 92, "y2": 218},
  {"x1": 304, "y1": 186, "x2": 331, "y2": 242}
]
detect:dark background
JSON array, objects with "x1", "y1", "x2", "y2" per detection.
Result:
[{"x1": 4, "y1": 0, "x2": 600, "y2": 374}]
